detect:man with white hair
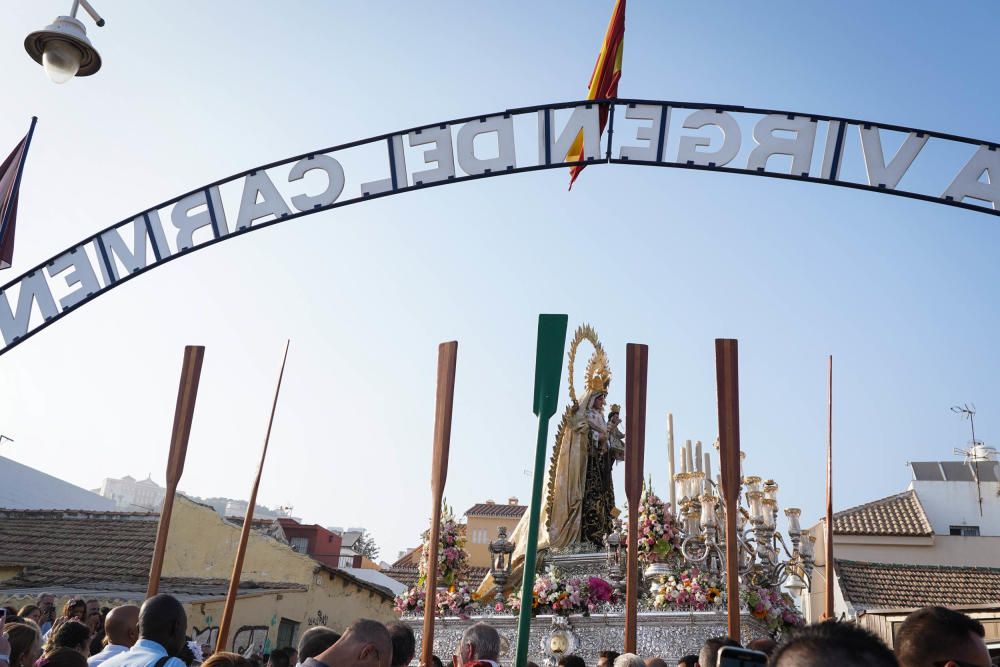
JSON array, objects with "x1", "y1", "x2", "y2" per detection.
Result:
[
  {"x1": 613, "y1": 654, "x2": 645, "y2": 667},
  {"x1": 457, "y1": 623, "x2": 501, "y2": 667}
]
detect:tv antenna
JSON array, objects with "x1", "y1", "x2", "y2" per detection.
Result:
[{"x1": 951, "y1": 403, "x2": 988, "y2": 516}]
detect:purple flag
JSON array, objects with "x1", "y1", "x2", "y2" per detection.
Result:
[{"x1": 0, "y1": 118, "x2": 38, "y2": 270}]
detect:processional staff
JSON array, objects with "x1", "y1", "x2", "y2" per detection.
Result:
[
  {"x1": 715, "y1": 339, "x2": 742, "y2": 641},
  {"x1": 147, "y1": 345, "x2": 205, "y2": 599},
  {"x1": 623, "y1": 343, "x2": 648, "y2": 654},
  {"x1": 420, "y1": 341, "x2": 458, "y2": 667},
  {"x1": 216, "y1": 341, "x2": 291, "y2": 653}
]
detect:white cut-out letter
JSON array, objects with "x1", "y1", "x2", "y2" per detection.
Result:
[
  {"x1": 747, "y1": 115, "x2": 817, "y2": 175},
  {"x1": 676, "y1": 109, "x2": 741, "y2": 167}
]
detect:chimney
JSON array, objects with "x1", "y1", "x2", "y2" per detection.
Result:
[{"x1": 508, "y1": 496, "x2": 518, "y2": 505}]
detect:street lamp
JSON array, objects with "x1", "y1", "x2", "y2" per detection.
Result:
[{"x1": 24, "y1": 0, "x2": 105, "y2": 84}]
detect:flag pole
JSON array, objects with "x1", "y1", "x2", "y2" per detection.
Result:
[
  {"x1": 420, "y1": 341, "x2": 458, "y2": 667},
  {"x1": 146, "y1": 345, "x2": 205, "y2": 598},
  {"x1": 216, "y1": 340, "x2": 290, "y2": 653},
  {"x1": 825, "y1": 355, "x2": 834, "y2": 620},
  {"x1": 515, "y1": 315, "x2": 568, "y2": 667},
  {"x1": 715, "y1": 339, "x2": 741, "y2": 641},
  {"x1": 624, "y1": 343, "x2": 648, "y2": 654}
]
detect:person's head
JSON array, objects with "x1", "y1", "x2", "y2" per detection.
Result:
[
  {"x1": 37, "y1": 647, "x2": 88, "y2": 667},
  {"x1": 386, "y1": 622, "x2": 415, "y2": 667},
  {"x1": 747, "y1": 638, "x2": 776, "y2": 657},
  {"x1": 85, "y1": 601, "x2": 100, "y2": 618},
  {"x1": 895, "y1": 606, "x2": 990, "y2": 667},
  {"x1": 49, "y1": 619, "x2": 92, "y2": 657},
  {"x1": 459, "y1": 622, "x2": 500, "y2": 665},
  {"x1": 267, "y1": 648, "x2": 290, "y2": 667},
  {"x1": 37, "y1": 595, "x2": 55, "y2": 612},
  {"x1": 317, "y1": 619, "x2": 390, "y2": 667},
  {"x1": 5, "y1": 622, "x2": 43, "y2": 667},
  {"x1": 61, "y1": 600, "x2": 86, "y2": 623},
  {"x1": 593, "y1": 393, "x2": 607, "y2": 411},
  {"x1": 297, "y1": 627, "x2": 341, "y2": 661},
  {"x1": 771, "y1": 621, "x2": 897, "y2": 667},
  {"x1": 138, "y1": 594, "x2": 188, "y2": 657},
  {"x1": 645, "y1": 659, "x2": 669, "y2": 667},
  {"x1": 558, "y1": 656, "x2": 586, "y2": 667},
  {"x1": 103, "y1": 605, "x2": 140, "y2": 649},
  {"x1": 431, "y1": 656, "x2": 444, "y2": 667},
  {"x1": 203, "y1": 653, "x2": 252, "y2": 667},
  {"x1": 598, "y1": 651, "x2": 621, "y2": 667},
  {"x1": 677, "y1": 657, "x2": 698, "y2": 667},
  {"x1": 698, "y1": 637, "x2": 741, "y2": 667},
  {"x1": 613, "y1": 654, "x2": 646, "y2": 667},
  {"x1": 17, "y1": 606, "x2": 41, "y2": 624}
]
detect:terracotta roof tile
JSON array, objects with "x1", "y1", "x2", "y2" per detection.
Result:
[
  {"x1": 0, "y1": 509, "x2": 159, "y2": 586},
  {"x1": 464, "y1": 503, "x2": 527, "y2": 518},
  {"x1": 378, "y1": 565, "x2": 490, "y2": 590},
  {"x1": 832, "y1": 490, "x2": 933, "y2": 537},
  {"x1": 836, "y1": 559, "x2": 1000, "y2": 610}
]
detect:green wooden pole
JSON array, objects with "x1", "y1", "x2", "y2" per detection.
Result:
[{"x1": 515, "y1": 314, "x2": 568, "y2": 667}]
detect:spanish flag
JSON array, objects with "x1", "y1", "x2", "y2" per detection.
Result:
[{"x1": 567, "y1": 0, "x2": 626, "y2": 190}]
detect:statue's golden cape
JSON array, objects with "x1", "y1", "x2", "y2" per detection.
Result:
[{"x1": 476, "y1": 391, "x2": 602, "y2": 599}]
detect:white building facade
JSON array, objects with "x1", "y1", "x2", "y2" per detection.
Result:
[{"x1": 97, "y1": 475, "x2": 165, "y2": 511}]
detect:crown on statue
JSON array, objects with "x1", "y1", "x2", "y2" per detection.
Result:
[
  {"x1": 609, "y1": 403, "x2": 621, "y2": 413},
  {"x1": 587, "y1": 367, "x2": 611, "y2": 394}
]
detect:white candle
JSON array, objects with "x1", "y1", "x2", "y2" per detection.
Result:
[
  {"x1": 704, "y1": 452, "x2": 712, "y2": 486},
  {"x1": 696, "y1": 441, "x2": 703, "y2": 472},
  {"x1": 667, "y1": 413, "x2": 676, "y2": 510},
  {"x1": 686, "y1": 440, "x2": 693, "y2": 473}
]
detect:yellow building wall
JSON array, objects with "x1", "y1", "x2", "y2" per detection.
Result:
[
  {"x1": 162, "y1": 497, "x2": 314, "y2": 586},
  {"x1": 465, "y1": 515, "x2": 518, "y2": 569},
  {"x1": 0, "y1": 566, "x2": 23, "y2": 582}
]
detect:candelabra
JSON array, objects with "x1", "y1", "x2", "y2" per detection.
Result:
[{"x1": 672, "y1": 460, "x2": 815, "y2": 594}]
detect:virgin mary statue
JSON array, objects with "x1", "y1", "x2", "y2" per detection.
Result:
[{"x1": 477, "y1": 325, "x2": 621, "y2": 598}]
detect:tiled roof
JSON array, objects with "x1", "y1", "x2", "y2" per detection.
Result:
[
  {"x1": 465, "y1": 503, "x2": 527, "y2": 518},
  {"x1": 836, "y1": 560, "x2": 1000, "y2": 610},
  {"x1": 0, "y1": 508, "x2": 392, "y2": 601},
  {"x1": 378, "y1": 566, "x2": 490, "y2": 590},
  {"x1": 0, "y1": 508, "x2": 159, "y2": 586},
  {"x1": 832, "y1": 490, "x2": 933, "y2": 537}
]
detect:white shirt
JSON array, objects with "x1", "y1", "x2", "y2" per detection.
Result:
[
  {"x1": 89, "y1": 644, "x2": 129, "y2": 667},
  {"x1": 100, "y1": 639, "x2": 186, "y2": 667}
]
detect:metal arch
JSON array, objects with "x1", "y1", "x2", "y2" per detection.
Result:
[{"x1": 1, "y1": 97, "x2": 998, "y2": 358}]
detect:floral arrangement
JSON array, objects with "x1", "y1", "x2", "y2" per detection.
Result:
[
  {"x1": 417, "y1": 503, "x2": 469, "y2": 588},
  {"x1": 393, "y1": 585, "x2": 427, "y2": 614},
  {"x1": 649, "y1": 566, "x2": 723, "y2": 611},
  {"x1": 396, "y1": 502, "x2": 476, "y2": 617},
  {"x1": 436, "y1": 582, "x2": 475, "y2": 618},
  {"x1": 507, "y1": 568, "x2": 617, "y2": 616},
  {"x1": 625, "y1": 480, "x2": 680, "y2": 566},
  {"x1": 742, "y1": 586, "x2": 806, "y2": 636}
]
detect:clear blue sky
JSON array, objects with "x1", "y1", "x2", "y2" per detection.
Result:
[{"x1": 1, "y1": 1, "x2": 998, "y2": 561}]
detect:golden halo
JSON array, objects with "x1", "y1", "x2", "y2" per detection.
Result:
[{"x1": 566, "y1": 323, "x2": 612, "y2": 405}]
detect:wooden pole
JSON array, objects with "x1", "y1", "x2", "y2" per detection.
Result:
[
  {"x1": 624, "y1": 343, "x2": 648, "y2": 654},
  {"x1": 216, "y1": 341, "x2": 291, "y2": 653},
  {"x1": 515, "y1": 316, "x2": 568, "y2": 667},
  {"x1": 146, "y1": 345, "x2": 205, "y2": 598},
  {"x1": 825, "y1": 355, "x2": 834, "y2": 620},
  {"x1": 715, "y1": 339, "x2": 741, "y2": 641},
  {"x1": 420, "y1": 341, "x2": 458, "y2": 667}
]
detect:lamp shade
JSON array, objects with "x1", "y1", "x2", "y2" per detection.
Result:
[{"x1": 25, "y1": 15, "x2": 102, "y2": 80}]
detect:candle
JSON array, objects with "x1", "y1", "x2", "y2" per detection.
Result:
[
  {"x1": 696, "y1": 441, "x2": 703, "y2": 472},
  {"x1": 667, "y1": 413, "x2": 676, "y2": 510},
  {"x1": 685, "y1": 440, "x2": 693, "y2": 473},
  {"x1": 704, "y1": 452, "x2": 712, "y2": 485}
]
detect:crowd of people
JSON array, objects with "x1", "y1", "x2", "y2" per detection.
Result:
[{"x1": 0, "y1": 595, "x2": 993, "y2": 667}]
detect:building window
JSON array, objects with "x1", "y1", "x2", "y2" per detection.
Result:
[
  {"x1": 949, "y1": 525, "x2": 980, "y2": 536},
  {"x1": 290, "y1": 537, "x2": 309, "y2": 553},
  {"x1": 470, "y1": 529, "x2": 489, "y2": 544}
]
